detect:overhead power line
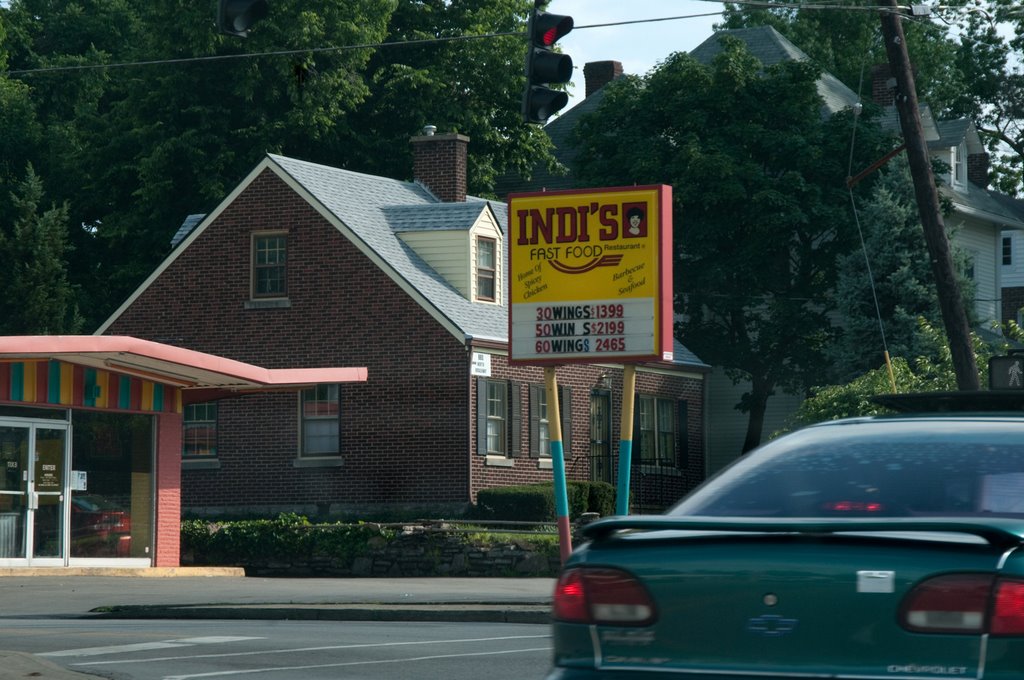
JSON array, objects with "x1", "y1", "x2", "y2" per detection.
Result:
[{"x1": 3, "y1": 3, "x2": 933, "y2": 78}]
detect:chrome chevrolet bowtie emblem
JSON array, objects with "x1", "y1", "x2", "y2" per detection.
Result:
[{"x1": 747, "y1": 614, "x2": 798, "y2": 637}]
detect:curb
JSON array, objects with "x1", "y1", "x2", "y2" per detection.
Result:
[
  {"x1": 0, "y1": 567, "x2": 245, "y2": 577},
  {"x1": 91, "y1": 603, "x2": 552, "y2": 624}
]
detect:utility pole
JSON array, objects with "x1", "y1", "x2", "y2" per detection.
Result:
[{"x1": 879, "y1": 0, "x2": 979, "y2": 390}]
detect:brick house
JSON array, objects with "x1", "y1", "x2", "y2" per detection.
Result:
[{"x1": 98, "y1": 130, "x2": 710, "y2": 518}]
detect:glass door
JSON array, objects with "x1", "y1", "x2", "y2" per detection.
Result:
[
  {"x1": 0, "y1": 425, "x2": 29, "y2": 560},
  {"x1": 0, "y1": 422, "x2": 69, "y2": 565}
]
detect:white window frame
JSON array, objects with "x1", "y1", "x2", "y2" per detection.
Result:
[
  {"x1": 183, "y1": 402, "x2": 217, "y2": 457},
  {"x1": 252, "y1": 232, "x2": 288, "y2": 299},
  {"x1": 638, "y1": 395, "x2": 676, "y2": 466},
  {"x1": 301, "y1": 384, "x2": 340, "y2": 457},
  {"x1": 476, "y1": 236, "x2": 497, "y2": 302}
]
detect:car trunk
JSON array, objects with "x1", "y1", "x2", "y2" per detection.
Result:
[{"x1": 584, "y1": 529, "x2": 1006, "y2": 678}]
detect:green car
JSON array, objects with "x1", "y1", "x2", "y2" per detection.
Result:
[{"x1": 547, "y1": 393, "x2": 1024, "y2": 679}]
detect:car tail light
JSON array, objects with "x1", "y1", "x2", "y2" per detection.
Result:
[
  {"x1": 901, "y1": 574, "x2": 1024, "y2": 636},
  {"x1": 553, "y1": 567, "x2": 656, "y2": 626},
  {"x1": 992, "y1": 580, "x2": 1024, "y2": 635}
]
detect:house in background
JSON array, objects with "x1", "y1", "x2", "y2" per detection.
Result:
[
  {"x1": 499, "y1": 25, "x2": 1024, "y2": 476},
  {"x1": 98, "y1": 129, "x2": 710, "y2": 518},
  {"x1": 993, "y1": 195, "x2": 1024, "y2": 325}
]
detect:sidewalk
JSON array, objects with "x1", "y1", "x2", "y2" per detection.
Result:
[{"x1": 0, "y1": 569, "x2": 555, "y2": 679}]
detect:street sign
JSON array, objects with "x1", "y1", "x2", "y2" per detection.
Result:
[
  {"x1": 507, "y1": 185, "x2": 673, "y2": 365},
  {"x1": 990, "y1": 355, "x2": 1024, "y2": 390}
]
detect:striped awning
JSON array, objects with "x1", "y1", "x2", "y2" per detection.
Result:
[{"x1": 0, "y1": 336, "x2": 367, "y2": 407}]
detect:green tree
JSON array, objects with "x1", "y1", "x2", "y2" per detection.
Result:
[
  {"x1": 829, "y1": 155, "x2": 976, "y2": 379},
  {"x1": 784, "y1": 318, "x2": 1001, "y2": 430},
  {"x1": 570, "y1": 38, "x2": 893, "y2": 453},
  {"x1": 344, "y1": 0, "x2": 550, "y2": 195},
  {"x1": 0, "y1": 165, "x2": 82, "y2": 334},
  {"x1": 950, "y1": 4, "x2": 1024, "y2": 193},
  {"x1": 719, "y1": 0, "x2": 1024, "y2": 193},
  {"x1": 2, "y1": 0, "x2": 552, "y2": 328}
]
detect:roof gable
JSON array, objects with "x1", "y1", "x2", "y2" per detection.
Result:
[{"x1": 690, "y1": 26, "x2": 860, "y2": 115}]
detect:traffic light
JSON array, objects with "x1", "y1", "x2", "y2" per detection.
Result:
[
  {"x1": 989, "y1": 355, "x2": 1024, "y2": 390},
  {"x1": 218, "y1": 0, "x2": 269, "y2": 38},
  {"x1": 522, "y1": 3, "x2": 573, "y2": 125}
]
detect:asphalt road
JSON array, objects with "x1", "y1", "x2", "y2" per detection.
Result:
[
  {"x1": 2, "y1": 617, "x2": 553, "y2": 680},
  {"x1": 0, "y1": 573, "x2": 557, "y2": 679}
]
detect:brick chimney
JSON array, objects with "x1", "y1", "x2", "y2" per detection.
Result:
[
  {"x1": 968, "y1": 152, "x2": 989, "y2": 188},
  {"x1": 411, "y1": 126, "x2": 469, "y2": 202},
  {"x1": 871, "y1": 64, "x2": 897, "y2": 106},
  {"x1": 584, "y1": 61, "x2": 623, "y2": 98}
]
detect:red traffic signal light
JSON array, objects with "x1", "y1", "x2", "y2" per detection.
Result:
[
  {"x1": 218, "y1": 0, "x2": 269, "y2": 38},
  {"x1": 534, "y1": 12, "x2": 573, "y2": 47},
  {"x1": 522, "y1": 7, "x2": 573, "y2": 125}
]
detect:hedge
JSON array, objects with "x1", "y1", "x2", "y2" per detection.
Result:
[{"x1": 474, "y1": 481, "x2": 615, "y2": 522}]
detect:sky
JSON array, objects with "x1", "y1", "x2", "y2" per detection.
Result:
[{"x1": 547, "y1": 0, "x2": 727, "y2": 106}]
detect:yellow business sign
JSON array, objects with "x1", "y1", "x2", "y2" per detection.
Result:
[{"x1": 508, "y1": 185, "x2": 673, "y2": 364}]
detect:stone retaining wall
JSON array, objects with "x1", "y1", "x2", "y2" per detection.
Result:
[{"x1": 237, "y1": 524, "x2": 565, "y2": 578}]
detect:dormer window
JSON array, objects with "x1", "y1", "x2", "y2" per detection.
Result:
[
  {"x1": 952, "y1": 143, "x2": 966, "y2": 189},
  {"x1": 476, "y1": 236, "x2": 496, "y2": 301}
]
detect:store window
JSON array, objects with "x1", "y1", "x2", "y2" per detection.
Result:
[{"x1": 70, "y1": 412, "x2": 153, "y2": 559}]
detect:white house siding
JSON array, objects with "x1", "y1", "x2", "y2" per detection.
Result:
[
  {"x1": 470, "y1": 213, "x2": 503, "y2": 305},
  {"x1": 950, "y1": 214, "x2": 1000, "y2": 328},
  {"x1": 705, "y1": 367, "x2": 805, "y2": 475},
  {"x1": 399, "y1": 230, "x2": 472, "y2": 298},
  {"x1": 1003, "y1": 230, "x2": 1024, "y2": 288}
]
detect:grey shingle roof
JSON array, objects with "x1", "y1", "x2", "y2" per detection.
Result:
[
  {"x1": 384, "y1": 202, "x2": 486, "y2": 233},
  {"x1": 690, "y1": 26, "x2": 860, "y2": 115},
  {"x1": 941, "y1": 181, "x2": 1024, "y2": 227},
  {"x1": 171, "y1": 213, "x2": 206, "y2": 248},
  {"x1": 268, "y1": 154, "x2": 509, "y2": 343},
  {"x1": 989, "y1": 192, "x2": 1024, "y2": 227},
  {"x1": 269, "y1": 154, "x2": 706, "y2": 368}
]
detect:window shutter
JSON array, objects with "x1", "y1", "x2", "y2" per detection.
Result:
[
  {"x1": 528, "y1": 384, "x2": 540, "y2": 458},
  {"x1": 510, "y1": 382, "x2": 522, "y2": 457},
  {"x1": 476, "y1": 378, "x2": 487, "y2": 456},
  {"x1": 632, "y1": 393, "x2": 642, "y2": 466},
  {"x1": 677, "y1": 400, "x2": 689, "y2": 468},
  {"x1": 560, "y1": 385, "x2": 572, "y2": 455}
]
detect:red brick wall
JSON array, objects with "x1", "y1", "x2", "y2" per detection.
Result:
[
  {"x1": 107, "y1": 170, "x2": 472, "y2": 513},
  {"x1": 154, "y1": 411, "x2": 182, "y2": 566},
  {"x1": 1003, "y1": 287, "x2": 1024, "y2": 326},
  {"x1": 470, "y1": 357, "x2": 705, "y2": 512}
]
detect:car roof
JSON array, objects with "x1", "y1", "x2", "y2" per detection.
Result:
[{"x1": 870, "y1": 391, "x2": 1024, "y2": 414}]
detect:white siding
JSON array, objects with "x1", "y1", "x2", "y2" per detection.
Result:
[
  {"x1": 397, "y1": 210, "x2": 504, "y2": 304},
  {"x1": 1002, "y1": 230, "x2": 1024, "y2": 288},
  {"x1": 705, "y1": 368, "x2": 805, "y2": 475},
  {"x1": 399, "y1": 230, "x2": 471, "y2": 297},
  {"x1": 950, "y1": 216, "x2": 999, "y2": 327}
]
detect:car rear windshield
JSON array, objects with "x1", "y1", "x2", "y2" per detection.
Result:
[{"x1": 671, "y1": 420, "x2": 1024, "y2": 518}]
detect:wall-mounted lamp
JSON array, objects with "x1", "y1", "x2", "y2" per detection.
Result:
[{"x1": 594, "y1": 372, "x2": 612, "y2": 390}]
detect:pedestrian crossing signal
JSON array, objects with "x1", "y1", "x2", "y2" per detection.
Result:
[{"x1": 989, "y1": 355, "x2": 1024, "y2": 390}]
